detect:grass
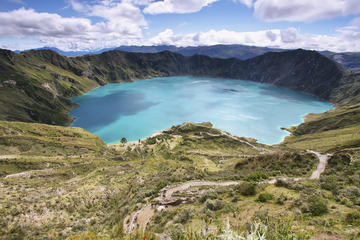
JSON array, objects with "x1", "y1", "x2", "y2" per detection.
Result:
[
  {"x1": 0, "y1": 121, "x2": 359, "y2": 239},
  {"x1": 281, "y1": 104, "x2": 360, "y2": 153},
  {"x1": 0, "y1": 121, "x2": 105, "y2": 156},
  {"x1": 282, "y1": 125, "x2": 360, "y2": 153}
]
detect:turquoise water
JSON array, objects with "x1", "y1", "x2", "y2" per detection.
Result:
[{"x1": 69, "y1": 76, "x2": 333, "y2": 145}]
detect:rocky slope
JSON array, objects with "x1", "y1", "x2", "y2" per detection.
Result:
[{"x1": 1, "y1": 48, "x2": 359, "y2": 126}]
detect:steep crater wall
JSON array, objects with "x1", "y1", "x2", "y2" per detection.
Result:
[{"x1": 0, "y1": 48, "x2": 358, "y2": 125}]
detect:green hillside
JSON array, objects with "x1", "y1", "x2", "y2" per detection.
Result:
[
  {"x1": 0, "y1": 121, "x2": 359, "y2": 239},
  {"x1": 0, "y1": 49, "x2": 359, "y2": 239}
]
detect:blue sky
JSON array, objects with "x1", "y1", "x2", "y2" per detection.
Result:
[{"x1": 0, "y1": 0, "x2": 359, "y2": 52}]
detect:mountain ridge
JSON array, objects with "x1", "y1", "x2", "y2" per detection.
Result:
[
  {"x1": 0, "y1": 48, "x2": 359, "y2": 126},
  {"x1": 16, "y1": 44, "x2": 360, "y2": 72}
]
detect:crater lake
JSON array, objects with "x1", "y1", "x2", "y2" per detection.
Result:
[{"x1": 69, "y1": 76, "x2": 333, "y2": 144}]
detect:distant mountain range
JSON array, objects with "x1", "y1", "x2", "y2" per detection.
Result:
[{"x1": 16, "y1": 44, "x2": 360, "y2": 72}]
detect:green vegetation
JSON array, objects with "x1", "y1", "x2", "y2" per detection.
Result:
[
  {"x1": 256, "y1": 192, "x2": 274, "y2": 203},
  {"x1": 0, "y1": 121, "x2": 358, "y2": 239},
  {"x1": 0, "y1": 48, "x2": 360, "y2": 239},
  {"x1": 235, "y1": 152, "x2": 317, "y2": 178},
  {"x1": 281, "y1": 104, "x2": 360, "y2": 152}
]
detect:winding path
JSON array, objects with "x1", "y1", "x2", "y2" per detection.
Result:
[
  {"x1": 307, "y1": 150, "x2": 331, "y2": 179},
  {"x1": 125, "y1": 151, "x2": 331, "y2": 233}
]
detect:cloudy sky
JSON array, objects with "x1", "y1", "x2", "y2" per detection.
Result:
[{"x1": 0, "y1": 0, "x2": 359, "y2": 52}]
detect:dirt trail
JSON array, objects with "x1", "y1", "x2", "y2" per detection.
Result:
[
  {"x1": 159, "y1": 180, "x2": 240, "y2": 200},
  {"x1": 307, "y1": 150, "x2": 331, "y2": 179},
  {"x1": 4, "y1": 169, "x2": 55, "y2": 179},
  {"x1": 0, "y1": 155, "x2": 18, "y2": 159},
  {"x1": 0, "y1": 155, "x2": 84, "y2": 160},
  {"x1": 126, "y1": 181, "x2": 241, "y2": 233},
  {"x1": 125, "y1": 150, "x2": 330, "y2": 234}
]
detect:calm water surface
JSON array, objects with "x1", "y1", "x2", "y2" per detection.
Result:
[{"x1": 69, "y1": 76, "x2": 333, "y2": 144}]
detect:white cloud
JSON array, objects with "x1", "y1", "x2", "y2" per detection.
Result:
[
  {"x1": 150, "y1": 28, "x2": 284, "y2": 46},
  {"x1": 1, "y1": 0, "x2": 360, "y2": 52},
  {"x1": 68, "y1": 0, "x2": 87, "y2": 12},
  {"x1": 149, "y1": 27, "x2": 360, "y2": 52},
  {"x1": 0, "y1": 1, "x2": 147, "y2": 51},
  {"x1": 280, "y1": 27, "x2": 298, "y2": 43},
  {"x1": 233, "y1": 0, "x2": 253, "y2": 8},
  {"x1": 90, "y1": 1, "x2": 146, "y2": 25},
  {"x1": 143, "y1": 0, "x2": 219, "y2": 14},
  {"x1": 0, "y1": 8, "x2": 94, "y2": 38},
  {"x1": 127, "y1": 0, "x2": 155, "y2": 6},
  {"x1": 254, "y1": 0, "x2": 360, "y2": 22},
  {"x1": 265, "y1": 30, "x2": 277, "y2": 41}
]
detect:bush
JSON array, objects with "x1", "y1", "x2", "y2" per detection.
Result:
[
  {"x1": 336, "y1": 186, "x2": 360, "y2": 205},
  {"x1": 166, "y1": 223, "x2": 184, "y2": 240},
  {"x1": 345, "y1": 211, "x2": 360, "y2": 226},
  {"x1": 257, "y1": 193, "x2": 274, "y2": 203},
  {"x1": 205, "y1": 199, "x2": 224, "y2": 211},
  {"x1": 307, "y1": 196, "x2": 328, "y2": 216},
  {"x1": 276, "y1": 194, "x2": 288, "y2": 205},
  {"x1": 247, "y1": 171, "x2": 268, "y2": 181},
  {"x1": 145, "y1": 137, "x2": 156, "y2": 145},
  {"x1": 199, "y1": 192, "x2": 218, "y2": 203},
  {"x1": 328, "y1": 153, "x2": 351, "y2": 167},
  {"x1": 214, "y1": 199, "x2": 225, "y2": 210},
  {"x1": 174, "y1": 208, "x2": 194, "y2": 224},
  {"x1": 320, "y1": 176, "x2": 339, "y2": 192},
  {"x1": 235, "y1": 182, "x2": 257, "y2": 196},
  {"x1": 275, "y1": 179, "x2": 289, "y2": 188}
]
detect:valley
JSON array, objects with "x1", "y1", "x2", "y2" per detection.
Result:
[{"x1": 0, "y1": 49, "x2": 359, "y2": 239}]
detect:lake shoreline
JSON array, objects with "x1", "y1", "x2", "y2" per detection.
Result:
[{"x1": 69, "y1": 76, "x2": 333, "y2": 146}]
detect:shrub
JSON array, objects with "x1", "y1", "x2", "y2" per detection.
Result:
[
  {"x1": 276, "y1": 194, "x2": 288, "y2": 205},
  {"x1": 307, "y1": 196, "x2": 328, "y2": 216},
  {"x1": 257, "y1": 193, "x2": 274, "y2": 203},
  {"x1": 174, "y1": 208, "x2": 194, "y2": 224},
  {"x1": 199, "y1": 192, "x2": 218, "y2": 203},
  {"x1": 145, "y1": 137, "x2": 156, "y2": 145},
  {"x1": 166, "y1": 223, "x2": 184, "y2": 240},
  {"x1": 247, "y1": 171, "x2": 269, "y2": 181},
  {"x1": 214, "y1": 199, "x2": 225, "y2": 210},
  {"x1": 328, "y1": 153, "x2": 351, "y2": 167},
  {"x1": 345, "y1": 211, "x2": 360, "y2": 226},
  {"x1": 199, "y1": 206, "x2": 213, "y2": 218},
  {"x1": 235, "y1": 182, "x2": 257, "y2": 196},
  {"x1": 336, "y1": 186, "x2": 360, "y2": 205},
  {"x1": 275, "y1": 179, "x2": 289, "y2": 188},
  {"x1": 320, "y1": 176, "x2": 339, "y2": 192},
  {"x1": 205, "y1": 199, "x2": 224, "y2": 211}
]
